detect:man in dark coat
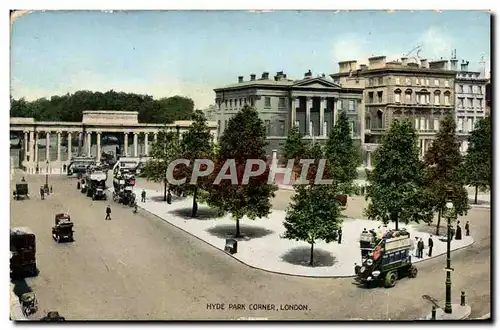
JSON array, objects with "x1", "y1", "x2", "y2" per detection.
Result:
[
  {"x1": 105, "y1": 205, "x2": 112, "y2": 220},
  {"x1": 465, "y1": 221, "x2": 470, "y2": 236},
  {"x1": 141, "y1": 189, "x2": 146, "y2": 203},
  {"x1": 417, "y1": 239, "x2": 424, "y2": 258},
  {"x1": 63, "y1": 164, "x2": 67, "y2": 173},
  {"x1": 428, "y1": 235, "x2": 434, "y2": 257},
  {"x1": 40, "y1": 186, "x2": 45, "y2": 200},
  {"x1": 337, "y1": 228, "x2": 342, "y2": 244},
  {"x1": 455, "y1": 221, "x2": 462, "y2": 240}
]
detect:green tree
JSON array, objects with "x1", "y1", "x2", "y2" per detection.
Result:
[
  {"x1": 282, "y1": 183, "x2": 343, "y2": 267},
  {"x1": 206, "y1": 105, "x2": 277, "y2": 237},
  {"x1": 364, "y1": 119, "x2": 433, "y2": 230},
  {"x1": 462, "y1": 116, "x2": 492, "y2": 204},
  {"x1": 176, "y1": 110, "x2": 215, "y2": 217},
  {"x1": 141, "y1": 130, "x2": 181, "y2": 201},
  {"x1": 424, "y1": 115, "x2": 469, "y2": 235},
  {"x1": 325, "y1": 112, "x2": 359, "y2": 194},
  {"x1": 281, "y1": 125, "x2": 309, "y2": 182}
]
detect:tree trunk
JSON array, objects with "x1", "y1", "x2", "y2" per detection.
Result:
[
  {"x1": 191, "y1": 187, "x2": 198, "y2": 218},
  {"x1": 163, "y1": 179, "x2": 167, "y2": 201},
  {"x1": 395, "y1": 219, "x2": 398, "y2": 230},
  {"x1": 309, "y1": 243, "x2": 314, "y2": 267},
  {"x1": 235, "y1": 218, "x2": 241, "y2": 238},
  {"x1": 474, "y1": 185, "x2": 478, "y2": 204},
  {"x1": 435, "y1": 209, "x2": 441, "y2": 236}
]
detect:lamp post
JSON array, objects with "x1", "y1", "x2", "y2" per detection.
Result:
[
  {"x1": 444, "y1": 192, "x2": 455, "y2": 314},
  {"x1": 45, "y1": 160, "x2": 49, "y2": 189}
]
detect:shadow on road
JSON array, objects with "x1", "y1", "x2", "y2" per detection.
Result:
[
  {"x1": 468, "y1": 198, "x2": 489, "y2": 206},
  {"x1": 280, "y1": 247, "x2": 337, "y2": 267},
  {"x1": 11, "y1": 278, "x2": 33, "y2": 299},
  {"x1": 206, "y1": 224, "x2": 274, "y2": 240},
  {"x1": 169, "y1": 207, "x2": 222, "y2": 220},
  {"x1": 150, "y1": 195, "x2": 186, "y2": 203}
]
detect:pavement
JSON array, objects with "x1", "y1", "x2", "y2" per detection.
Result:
[
  {"x1": 10, "y1": 173, "x2": 491, "y2": 320},
  {"x1": 132, "y1": 187, "x2": 474, "y2": 277}
]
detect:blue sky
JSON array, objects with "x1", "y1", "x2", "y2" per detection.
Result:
[{"x1": 11, "y1": 10, "x2": 491, "y2": 108}]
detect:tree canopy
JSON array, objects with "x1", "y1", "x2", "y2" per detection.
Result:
[
  {"x1": 205, "y1": 105, "x2": 277, "y2": 237},
  {"x1": 10, "y1": 90, "x2": 195, "y2": 124},
  {"x1": 462, "y1": 116, "x2": 492, "y2": 204},
  {"x1": 424, "y1": 114, "x2": 469, "y2": 235},
  {"x1": 324, "y1": 111, "x2": 359, "y2": 194},
  {"x1": 364, "y1": 119, "x2": 433, "y2": 230}
]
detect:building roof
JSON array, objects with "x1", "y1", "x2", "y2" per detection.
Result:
[{"x1": 214, "y1": 76, "x2": 346, "y2": 92}]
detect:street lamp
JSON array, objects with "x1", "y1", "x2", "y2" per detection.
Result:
[
  {"x1": 45, "y1": 160, "x2": 49, "y2": 190},
  {"x1": 444, "y1": 191, "x2": 455, "y2": 314}
]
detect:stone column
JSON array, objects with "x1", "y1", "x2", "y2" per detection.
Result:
[
  {"x1": 320, "y1": 97, "x2": 326, "y2": 137},
  {"x1": 34, "y1": 132, "x2": 39, "y2": 163},
  {"x1": 67, "y1": 132, "x2": 72, "y2": 161},
  {"x1": 46, "y1": 132, "x2": 51, "y2": 161},
  {"x1": 29, "y1": 130, "x2": 34, "y2": 163},
  {"x1": 124, "y1": 132, "x2": 129, "y2": 156},
  {"x1": 294, "y1": 98, "x2": 300, "y2": 127},
  {"x1": 96, "y1": 132, "x2": 101, "y2": 162},
  {"x1": 367, "y1": 151, "x2": 372, "y2": 168},
  {"x1": 306, "y1": 97, "x2": 313, "y2": 136},
  {"x1": 144, "y1": 133, "x2": 149, "y2": 155},
  {"x1": 23, "y1": 131, "x2": 28, "y2": 162},
  {"x1": 133, "y1": 132, "x2": 139, "y2": 157},
  {"x1": 56, "y1": 131, "x2": 61, "y2": 161},
  {"x1": 290, "y1": 97, "x2": 297, "y2": 128},
  {"x1": 86, "y1": 132, "x2": 92, "y2": 156}
]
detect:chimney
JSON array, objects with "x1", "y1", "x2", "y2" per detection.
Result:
[
  {"x1": 450, "y1": 59, "x2": 458, "y2": 70},
  {"x1": 401, "y1": 57, "x2": 408, "y2": 66},
  {"x1": 238, "y1": 76, "x2": 244, "y2": 83},
  {"x1": 359, "y1": 64, "x2": 368, "y2": 70},
  {"x1": 261, "y1": 72, "x2": 269, "y2": 80},
  {"x1": 250, "y1": 74, "x2": 256, "y2": 81},
  {"x1": 461, "y1": 60, "x2": 469, "y2": 71},
  {"x1": 420, "y1": 59, "x2": 428, "y2": 68},
  {"x1": 304, "y1": 70, "x2": 312, "y2": 78}
]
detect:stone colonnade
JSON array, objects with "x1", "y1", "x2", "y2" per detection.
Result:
[{"x1": 290, "y1": 96, "x2": 336, "y2": 138}]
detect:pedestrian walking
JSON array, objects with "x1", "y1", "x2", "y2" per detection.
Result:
[
  {"x1": 417, "y1": 238, "x2": 424, "y2": 258},
  {"x1": 40, "y1": 186, "x2": 45, "y2": 200},
  {"x1": 21, "y1": 176, "x2": 26, "y2": 182},
  {"x1": 428, "y1": 235, "x2": 434, "y2": 257},
  {"x1": 455, "y1": 221, "x2": 462, "y2": 240},
  {"x1": 167, "y1": 190, "x2": 172, "y2": 204},
  {"x1": 141, "y1": 189, "x2": 146, "y2": 203},
  {"x1": 133, "y1": 202, "x2": 138, "y2": 214},
  {"x1": 337, "y1": 228, "x2": 342, "y2": 244},
  {"x1": 105, "y1": 205, "x2": 112, "y2": 220},
  {"x1": 36, "y1": 165, "x2": 39, "y2": 174},
  {"x1": 50, "y1": 185, "x2": 53, "y2": 194},
  {"x1": 465, "y1": 221, "x2": 470, "y2": 236},
  {"x1": 63, "y1": 164, "x2": 67, "y2": 173}
]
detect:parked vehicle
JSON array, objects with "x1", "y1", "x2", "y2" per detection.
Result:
[{"x1": 10, "y1": 227, "x2": 37, "y2": 278}]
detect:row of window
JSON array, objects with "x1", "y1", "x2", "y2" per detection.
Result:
[
  {"x1": 457, "y1": 85, "x2": 483, "y2": 94},
  {"x1": 457, "y1": 97, "x2": 484, "y2": 109},
  {"x1": 394, "y1": 90, "x2": 451, "y2": 106},
  {"x1": 218, "y1": 97, "x2": 255, "y2": 110},
  {"x1": 457, "y1": 117, "x2": 477, "y2": 133},
  {"x1": 367, "y1": 77, "x2": 451, "y2": 88},
  {"x1": 367, "y1": 113, "x2": 445, "y2": 131}
]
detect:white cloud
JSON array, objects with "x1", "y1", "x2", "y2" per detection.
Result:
[{"x1": 11, "y1": 71, "x2": 216, "y2": 109}]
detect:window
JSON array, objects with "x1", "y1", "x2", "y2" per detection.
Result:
[
  {"x1": 244, "y1": 98, "x2": 247, "y2": 104},
  {"x1": 458, "y1": 118, "x2": 463, "y2": 132},
  {"x1": 468, "y1": 118, "x2": 473, "y2": 132},
  {"x1": 368, "y1": 92, "x2": 374, "y2": 103},
  {"x1": 405, "y1": 78, "x2": 411, "y2": 85},
  {"x1": 434, "y1": 93, "x2": 440, "y2": 105},
  {"x1": 467, "y1": 98, "x2": 473, "y2": 108},
  {"x1": 479, "y1": 99, "x2": 483, "y2": 108},
  {"x1": 405, "y1": 91, "x2": 411, "y2": 103},
  {"x1": 264, "y1": 120, "x2": 271, "y2": 135},
  {"x1": 377, "y1": 91, "x2": 383, "y2": 103},
  {"x1": 458, "y1": 85, "x2": 464, "y2": 93},
  {"x1": 469, "y1": 85, "x2": 473, "y2": 93},
  {"x1": 458, "y1": 98, "x2": 464, "y2": 108},
  {"x1": 420, "y1": 94, "x2": 426, "y2": 104},
  {"x1": 395, "y1": 77, "x2": 400, "y2": 85},
  {"x1": 229, "y1": 99, "x2": 233, "y2": 108},
  {"x1": 478, "y1": 86, "x2": 483, "y2": 94},
  {"x1": 414, "y1": 118, "x2": 419, "y2": 130},
  {"x1": 415, "y1": 78, "x2": 420, "y2": 85},
  {"x1": 434, "y1": 79, "x2": 439, "y2": 86},
  {"x1": 337, "y1": 99, "x2": 342, "y2": 109},
  {"x1": 225, "y1": 100, "x2": 228, "y2": 107},
  {"x1": 444, "y1": 94, "x2": 450, "y2": 105},
  {"x1": 278, "y1": 97, "x2": 286, "y2": 108},
  {"x1": 349, "y1": 121, "x2": 354, "y2": 137},
  {"x1": 425, "y1": 94, "x2": 430, "y2": 104},
  {"x1": 426, "y1": 79, "x2": 430, "y2": 86},
  {"x1": 444, "y1": 80, "x2": 449, "y2": 87},
  {"x1": 250, "y1": 98, "x2": 255, "y2": 106},
  {"x1": 420, "y1": 117, "x2": 425, "y2": 130},
  {"x1": 278, "y1": 120, "x2": 285, "y2": 136},
  {"x1": 264, "y1": 97, "x2": 271, "y2": 108},
  {"x1": 434, "y1": 118, "x2": 439, "y2": 131},
  {"x1": 378, "y1": 77, "x2": 383, "y2": 85},
  {"x1": 348, "y1": 100, "x2": 356, "y2": 111},
  {"x1": 394, "y1": 92, "x2": 401, "y2": 103}
]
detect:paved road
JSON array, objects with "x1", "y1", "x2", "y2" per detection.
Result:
[{"x1": 10, "y1": 174, "x2": 491, "y2": 320}]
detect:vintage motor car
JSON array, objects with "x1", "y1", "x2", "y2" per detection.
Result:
[
  {"x1": 20, "y1": 292, "x2": 38, "y2": 317},
  {"x1": 354, "y1": 229, "x2": 417, "y2": 288},
  {"x1": 52, "y1": 214, "x2": 74, "y2": 243},
  {"x1": 10, "y1": 227, "x2": 37, "y2": 278},
  {"x1": 14, "y1": 183, "x2": 29, "y2": 200}
]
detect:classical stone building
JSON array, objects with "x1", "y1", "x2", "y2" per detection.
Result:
[
  {"x1": 10, "y1": 111, "x2": 218, "y2": 174},
  {"x1": 453, "y1": 60, "x2": 488, "y2": 153},
  {"x1": 331, "y1": 56, "x2": 456, "y2": 165},
  {"x1": 213, "y1": 70, "x2": 364, "y2": 155}
]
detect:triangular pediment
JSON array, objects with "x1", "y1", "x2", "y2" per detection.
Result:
[{"x1": 292, "y1": 77, "x2": 342, "y2": 89}]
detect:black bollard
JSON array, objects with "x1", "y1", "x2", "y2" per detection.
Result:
[
  {"x1": 431, "y1": 306, "x2": 436, "y2": 320},
  {"x1": 461, "y1": 291, "x2": 466, "y2": 306}
]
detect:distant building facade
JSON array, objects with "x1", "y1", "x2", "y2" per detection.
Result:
[
  {"x1": 453, "y1": 59, "x2": 488, "y2": 154},
  {"x1": 331, "y1": 56, "x2": 456, "y2": 165},
  {"x1": 213, "y1": 71, "x2": 364, "y2": 155}
]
